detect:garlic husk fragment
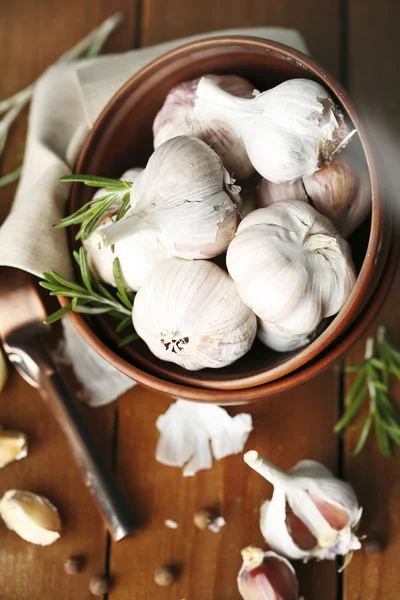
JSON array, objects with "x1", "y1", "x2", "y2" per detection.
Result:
[
  {"x1": 92, "y1": 136, "x2": 239, "y2": 259},
  {"x1": 244, "y1": 451, "x2": 362, "y2": 561},
  {"x1": 0, "y1": 428, "x2": 28, "y2": 468},
  {"x1": 195, "y1": 77, "x2": 353, "y2": 183},
  {"x1": 226, "y1": 202, "x2": 356, "y2": 335},
  {"x1": 133, "y1": 258, "x2": 257, "y2": 370},
  {"x1": 153, "y1": 74, "x2": 255, "y2": 179},
  {"x1": 0, "y1": 490, "x2": 61, "y2": 545},
  {"x1": 83, "y1": 216, "x2": 171, "y2": 292},
  {"x1": 257, "y1": 157, "x2": 371, "y2": 238},
  {"x1": 303, "y1": 157, "x2": 371, "y2": 238},
  {"x1": 0, "y1": 349, "x2": 7, "y2": 393},
  {"x1": 238, "y1": 546, "x2": 300, "y2": 600},
  {"x1": 257, "y1": 321, "x2": 313, "y2": 353}
]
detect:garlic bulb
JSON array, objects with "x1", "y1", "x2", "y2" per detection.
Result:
[
  {"x1": 133, "y1": 258, "x2": 257, "y2": 370},
  {"x1": 195, "y1": 77, "x2": 354, "y2": 183},
  {"x1": 0, "y1": 428, "x2": 28, "y2": 468},
  {"x1": 257, "y1": 321, "x2": 313, "y2": 353},
  {"x1": 0, "y1": 349, "x2": 7, "y2": 393},
  {"x1": 257, "y1": 157, "x2": 371, "y2": 238},
  {"x1": 0, "y1": 490, "x2": 61, "y2": 546},
  {"x1": 244, "y1": 451, "x2": 362, "y2": 561},
  {"x1": 238, "y1": 546, "x2": 300, "y2": 600},
  {"x1": 226, "y1": 202, "x2": 356, "y2": 335},
  {"x1": 154, "y1": 74, "x2": 255, "y2": 179},
  {"x1": 83, "y1": 217, "x2": 170, "y2": 292},
  {"x1": 91, "y1": 136, "x2": 239, "y2": 259}
]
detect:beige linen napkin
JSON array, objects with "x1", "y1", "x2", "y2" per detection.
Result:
[{"x1": 0, "y1": 27, "x2": 307, "y2": 413}]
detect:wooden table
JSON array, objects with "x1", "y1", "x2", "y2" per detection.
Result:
[{"x1": 0, "y1": 1, "x2": 399, "y2": 598}]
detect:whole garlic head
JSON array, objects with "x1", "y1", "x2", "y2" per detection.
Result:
[
  {"x1": 257, "y1": 157, "x2": 371, "y2": 238},
  {"x1": 238, "y1": 546, "x2": 300, "y2": 600},
  {"x1": 92, "y1": 136, "x2": 239, "y2": 260},
  {"x1": 153, "y1": 74, "x2": 255, "y2": 179},
  {"x1": 244, "y1": 451, "x2": 362, "y2": 561},
  {"x1": 226, "y1": 202, "x2": 356, "y2": 335},
  {"x1": 133, "y1": 258, "x2": 257, "y2": 370},
  {"x1": 257, "y1": 320, "x2": 313, "y2": 353},
  {"x1": 83, "y1": 217, "x2": 171, "y2": 292},
  {"x1": 195, "y1": 77, "x2": 353, "y2": 183},
  {"x1": 0, "y1": 490, "x2": 61, "y2": 546}
]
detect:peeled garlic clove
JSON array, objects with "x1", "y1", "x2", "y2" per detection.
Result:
[
  {"x1": 303, "y1": 157, "x2": 371, "y2": 238},
  {"x1": 153, "y1": 74, "x2": 255, "y2": 179},
  {"x1": 257, "y1": 178, "x2": 308, "y2": 208},
  {"x1": 0, "y1": 349, "x2": 7, "y2": 393},
  {"x1": 0, "y1": 429, "x2": 28, "y2": 468},
  {"x1": 226, "y1": 202, "x2": 356, "y2": 335},
  {"x1": 257, "y1": 321, "x2": 313, "y2": 352},
  {"x1": 0, "y1": 490, "x2": 61, "y2": 545},
  {"x1": 238, "y1": 546, "x2": 300, "y2": 600},
  {"x1": 133, "y1": 258, "x2": 257, "y2": 370},
  {"x1": 83, "y1": 217, "x2": 171, "y2": 292},
  {"x1": 245, "y1": 451, "x2": 362, "y2": 561},
  {"x1": 195, "y1": 77, "x2": 353, "y2": 183},
  {"x1": 93, "y1": 136, "x2": 239, "y2": 259}
]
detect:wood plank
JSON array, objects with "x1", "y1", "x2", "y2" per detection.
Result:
[
  {"x1": 0, "y1": 2, "x2": 138, "y2": 598},
  {"x1": 111, "y1": 3, "x2": 342, "y2": 599},
  {"x1": 344, "y1": 1, "x2": 400, "y2": 599}
]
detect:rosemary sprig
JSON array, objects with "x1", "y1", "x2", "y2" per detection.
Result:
[
  {"x1": 55, "y1": 174, "x2": 132, "y2": 240},
  {"x1": 39, "y1": 247, "x2": 139, "y2": 347},
  {"x1": 334, "y1": 326, "x2": 400, "y2": 457}
]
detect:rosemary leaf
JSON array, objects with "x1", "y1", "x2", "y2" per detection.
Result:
[
  {"x1": 334, "y1": 387, "x2": 368, "y2": 433},
  {"x1": 353, "y1": 416, "x2": 373, "y2": 456},
  {"x1": 60, "y1": 174, "x2": 130, "y2": 189},
  {"x1": 375, "y1": 417, "x2": 393, "y2": 458},
  {"x1": 118, "y1": 333, "x2": 140, "y2": 347},
  {"x1": 113, "y1": 258, "x2": 133, "y2": 310},
  {"x1": 44, "y1": 304, "x2": 73, "y2": 324},
  {"x1": 344, "y1": 369, "x2": 367, "y2": 408},
  {"x1": 115, "y1": 315, "x2": 132, "y2": 333}
]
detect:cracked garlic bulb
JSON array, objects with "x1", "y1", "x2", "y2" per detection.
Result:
[
  {"x1": 238, "y1": 546, "x2": 300, "y2": 600},
  {"x1": 0, "y1": 490, "x2": 61, "y2": 546},
  {"x1": 257, "y1": 157, "x2": 371, "y2": 238},
  {"x1": 226, "y1": 202, "x2": 356, "y2": 335},
  {"x1": 133, "y1": 258, "x2": 257, "y2": 370},
  {"x1": 244, "y1": 451, "x2": 362, "y2": 561},
  {"x1": 195, "y1": 77, "x2": 353, "y2": 183},
  {"x1": 257, "y1": 321, "x2": 313, "y2": 353},
  {"x1": 153, "y1": 75, "x2": 255, "y2": 179},
  {"x1": 91, "y1": 136, "x2": 239, "y2": 260},
  {"x1": 83, "y1": 216, "x2": 170, "y2": 292}
]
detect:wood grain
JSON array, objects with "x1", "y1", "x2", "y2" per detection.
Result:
[
  {"x1": 0, "y1": 2, "x2": 138, "y2": 598},
  {"x1": 343, "y1": 2, "x2": 400, "y2": 598}
]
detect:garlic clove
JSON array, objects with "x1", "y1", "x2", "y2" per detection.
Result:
[
  {"x1": 0, "y1": 490, "x2": 61, "y2": 545},
  {"x1": 119, "y1": 167, "x2": 142, "y2": 182},
  {"x1": 153, "y1": 74, "x2": 255, "y2": 179},
  {"x1": 257, "y1": 320, "x2": 314, "y2": 352},
  {"x1": 133, "y1": 258, "x2": 257, "y2": 370},
  {"x1": 95, "y1": 136, "x2": 239, "y2": 259},
  {"x1": 227, "y1": 202, "x2": 356, "y2": 335},
  {"x1": 0, "y1": 429, "x2": 28, "y2": 468},
  {"x1": 195, "y1": 77, "x2": 353, "y2": 183},
  {"x1": 0, "y1": 349, "x2": 7, "y2": 393},
  {"x1": 257, "y1": 178, "x2": 308, "y2": 208},
  {"x1": 238, "y1": 546, "x2": 300, "y2": 600},
  {"x1": 245, "y1": 451, "x2": 362, "y2": 561}
]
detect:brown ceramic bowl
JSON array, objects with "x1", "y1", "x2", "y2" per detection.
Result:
[{"x1": 64, "y1": 36, "x2": 392, "y2": 396}]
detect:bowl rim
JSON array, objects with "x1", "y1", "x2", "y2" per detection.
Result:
[{"x1": 63, "y1": 35, "x2": 389, "y2": 396}]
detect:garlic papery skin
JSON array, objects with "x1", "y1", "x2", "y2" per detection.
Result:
[
  {"x1": 153, "y1": 74, "x2": 255, "y2": 179},
  {"x1": 303, "y1": 157, "x2": 371, "y2": 238},
  {"x1": 257, "y1": 321, "x2": 313, "y2": 353},
  {"x1": 0, "y1": 490, "x2": 61, "y2": 546},
  {"x1": 195, "y1": 77, "x2": 353, "y2": 183},
  {"x1": 132, "y1": 258, "x2": 257, "y2": 370},
  {"x1": 244, "y1": 451, "x2": 362, "y2": 561},
  {"x1": 83, "y1": 217, "x2": 171, "y2": 292},
  {"x1": 226, "y1": 202, "x2": 356, "y2": 335},
  {"x1": 92, "y1": 136, "x2": 239, "y2": 259},
  {"x1": 257, "y1": 178, "x2": 308, "y2": 208},
  {"x1": 238, "y1": 546, "x2": 300, "y2": 600},
  {"x1": 0, "y1": 349, "x2": 7, "y2": 393},
  {"x1": 0, "y1": 428, "x2": 28, "y2": 468}
]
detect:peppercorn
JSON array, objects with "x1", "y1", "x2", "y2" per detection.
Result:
[
  {"x1": 89, "y1": 575, "x2": 111, "y2": 596},
  {"x1": 154, "y1": 565, "x2": 175, "y2": 586},
  {"x1": 64, "y1": 555, "x2": 84, "y2": 575},
  {"x1": 193, "y1": 507, "x2": 214, "y2": 530},
  {"x1": 363, "y1": 535, "x2": 386, "y2": 554}
]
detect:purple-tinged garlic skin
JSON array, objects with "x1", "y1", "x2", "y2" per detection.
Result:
[
  {"x1": 153, "y1": 74, "x2": 255, "y2": 179},
  {"x1": 238, "y1": 546, "x2": 300, "y2": 600}
]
